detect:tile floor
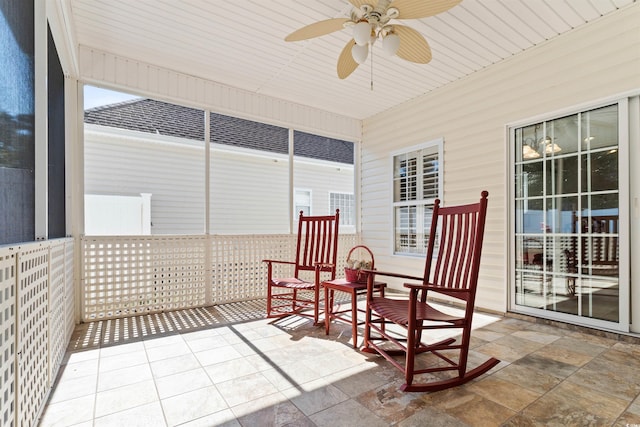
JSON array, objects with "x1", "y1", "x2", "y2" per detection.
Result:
[{"x1": 39, "y1": 298, "x2": 640, "y2": 427}]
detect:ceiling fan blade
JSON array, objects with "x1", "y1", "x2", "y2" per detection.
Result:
[
  {"x1": 392, "y1": 0, "x2": 462, "y2": 19},
  {"x1": 285, "y1": 18, "x2": 350, "y2": 42},
  {"x1": 394, "y1": 25, "x2": 432, "y2": 64},
  {"x1": 337, "y1": 40, "x2": 359, "y2": 79}
]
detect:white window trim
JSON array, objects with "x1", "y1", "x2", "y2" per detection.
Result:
[{"x1": 390, "y1": 138, "x2": 444, "y2": 257}]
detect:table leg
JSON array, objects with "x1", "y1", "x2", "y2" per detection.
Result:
[
  {"x1": 324, "y1": 286, "x2": 332, "y2": 335},
  {"x1": 351, "y1": 289, "x2": 358, "y2": 348}
]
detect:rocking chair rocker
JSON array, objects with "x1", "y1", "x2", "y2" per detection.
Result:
[
  {"x1": 264, "y1": 210, "x2": 340, "y2": 324},
  {"x1": 361, "y1": 191, "x2": 499, "y2": 392}
]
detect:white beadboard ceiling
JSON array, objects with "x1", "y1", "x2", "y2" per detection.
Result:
[{"x1": 61, "y1": 0, "x2": 636, "y2": 120}]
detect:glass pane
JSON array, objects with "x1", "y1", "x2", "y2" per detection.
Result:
[
  {"x1": 522, "y1": 162, "x2": 544, "y2": 198},
  {"x1": 545, "y1": 196, "x2": 578, "y2": 233},
  {"x1": 422, "y1": 152, "x2": 439, "y2": 200},
  {"x1": 521, "y1": 237, "x2": 544, "y2": 270},
  {"x1": 581, "y1": 278, "x2": 618, "y2": 322},
  {"x1": 394, "y1": 153, "x2": 417, "y2": 202},
  {"x1": 550, "y1": 290, "x2": 578, "y2": 316},
  {"x1": 514, "y1": 270, "x2": 545, "y2": 307},
  {"x1": 582, "y1": 104, "x2": 618, "y2": 150},
  {"x1": 549, "y1": 114, "x2": 579, "y2": 155},
  {"x1": 516, "y1": 198, "x2": 544, "y2": 234},
  {"x1": 546, "y1": 156, "x2": 578, "y2": 196},
  {"x1": 587, "y1": 193, "x2": 619, "y2": 218},
  {"x1": 519, "y1": 124, "x2": 541, "y2": 161},
  {"x1": 590, "y1": 150, "x2": 618, "y2": 192},
  {"x1": 395, "y1": 206, "x2": 417, "y2": 253}
]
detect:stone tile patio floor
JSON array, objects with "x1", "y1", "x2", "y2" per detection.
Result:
[{"x1": 39, "y1": 298, "x2": 640, "y2": 426}]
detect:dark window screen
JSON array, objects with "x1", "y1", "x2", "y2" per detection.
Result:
[
  {"x1": 48, "y1": 24, "x2": 66, "y2": 238},
  {"x1": 0, "y1": 0, "x2": 35, "y2": 244}
]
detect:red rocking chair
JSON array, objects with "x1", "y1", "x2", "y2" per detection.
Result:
[
  {"x1": 361, "y1": 191, "x2": 499, "y2": 392},
  {"x1": 264, "y1": 210, "x2": 340, "y2": 324}
]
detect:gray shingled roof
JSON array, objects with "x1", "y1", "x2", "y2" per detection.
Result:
[{"x1": 84, "y1": 99, "x2": 353, "y2": 164}]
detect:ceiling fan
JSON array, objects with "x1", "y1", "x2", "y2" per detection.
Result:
[{"x1": 285, "y1": 0, "x2": 462, "y2": 79}]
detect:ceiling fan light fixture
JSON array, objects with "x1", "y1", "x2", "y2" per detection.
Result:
[
  {"x1": 353, "y1": 21, "x2": 371, "y2": 46},
  {"x1": 382, "y1": 32, "x2": 400, "y2": 56},
  {"x1": 352, "y1": 43, "x2": 369, "y2": 64}
]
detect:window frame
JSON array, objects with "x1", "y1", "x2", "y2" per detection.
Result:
[{"x1": 390, "y1": 138, "x2": 444, "y2": 256}]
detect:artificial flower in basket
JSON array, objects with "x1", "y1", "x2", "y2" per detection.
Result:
[{"x1": 345, "y1": 245, "x2": 375, "y2": 283}]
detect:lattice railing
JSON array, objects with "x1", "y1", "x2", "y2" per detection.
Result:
[
  {"x1": 0, "y1": 238, "x2": 75, "y2": 427},
  {"x1": 82, "y1": 233, "x2": 358, "y2": 320},
  {"x1": 0, "y1": 248, "x2": 17, "y2": 427}
]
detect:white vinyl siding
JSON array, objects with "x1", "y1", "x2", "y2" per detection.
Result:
[
  {"x1": 84, "y1": 126, "x2": 206, "y2": 235},
  {"x1": 210, "y1": 149, "x2": 290, "y2": 234},
  {"x1": 360, "y1": 6, "x2": 640, "y2": 312}
]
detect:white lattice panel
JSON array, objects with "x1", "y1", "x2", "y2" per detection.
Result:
[
  {"x1": 82, "y1": 236, "x2": 207, "y2": 320},
  {"x1": 211, "y1": 234, "x2": 295, "y2": 304},
  {"x1": 17, "y1": 243, "x2": 50, "y2": 427},
  {"x1": 0, "y1": 248, "x2": 17, "y2": 427},
  {"x1": 81, "y1": 234, "x2": 360, "y2": 319},
  {"x1": 48, "y1": 240, "x2": 67, "y2": 387},
  {"x1": 64, "y1": 240, "x2": 75, "y2": 341}
]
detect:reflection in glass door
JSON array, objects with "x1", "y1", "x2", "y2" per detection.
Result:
[{"x1": 513, "y1": 104, "x2": 625, "y2": 329}]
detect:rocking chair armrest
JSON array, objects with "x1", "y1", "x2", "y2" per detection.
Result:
[
  {"x1": 262, "y1": 259, "x2": 296, "y2": 266},
  {"x1": 362, "y1": 269, "x2": 423, "y2": 282}
]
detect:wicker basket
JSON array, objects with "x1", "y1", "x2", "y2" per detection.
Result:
[{"x1": 344, "y1": 245, "x2": 374, "y2": 283}]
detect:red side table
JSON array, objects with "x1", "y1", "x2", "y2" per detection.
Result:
[{"x1": 323, "y1": 278, "x2": 386, "y2": 348}]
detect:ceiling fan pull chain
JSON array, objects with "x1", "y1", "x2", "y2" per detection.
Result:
[{"x1": 370, "y1": 42, "x2": 374, "y2": 91}]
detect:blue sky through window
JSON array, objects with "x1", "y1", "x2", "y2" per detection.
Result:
[{"x1": 84, "y1": 85, "x2": 140, "y2": 110}]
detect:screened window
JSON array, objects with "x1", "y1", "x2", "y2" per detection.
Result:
[
  {"x1": 393, "y1": 139, "x2": 442, "y2": 255},
  {"x1": 1, "y1": 0, "x2": 35, "y2": 244},
  {"x1": 330, "y1": 192, "x2": 354, "y2": 225}
]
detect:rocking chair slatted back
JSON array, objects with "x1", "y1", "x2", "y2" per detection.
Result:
[
  {"x1": 296, "y1": 211, "x2": 340, "y2": 274},
  {"x1": 424, "y1": 192, "x2": 488, "y2": 302},
  {"x1": 265, "y1": 210, "x2": 340, "y2": 324}
]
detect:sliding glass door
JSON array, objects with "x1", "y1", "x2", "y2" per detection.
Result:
[{"x1": 512, "y1": 102, "x2": 628, "y2": 331}]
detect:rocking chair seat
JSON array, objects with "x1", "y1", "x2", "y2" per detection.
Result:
[
  {"x1": 369, "y1": 296, "x2": 465, "y2": 326},
  {"x1": 271, "y1": 278, "x2": 314, "y2": 289}
]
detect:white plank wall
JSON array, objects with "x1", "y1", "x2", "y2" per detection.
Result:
[
  {"x1": 78, "y1": 46, "x2": 361, "y2": 142},
  {"x1": 360, "y1": 5, "x2": 640, "y2": 312}
]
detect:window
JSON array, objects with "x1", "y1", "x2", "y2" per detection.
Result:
[
  {"x1": 330, "y1": 192, "x2": 354, "y2": 225},
  {"x1": 295, "y1": 189, "x2": 311, "y2": 216},
  {"x1": 392, "y1": 139, "x2": 443, "y2": 255}
]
